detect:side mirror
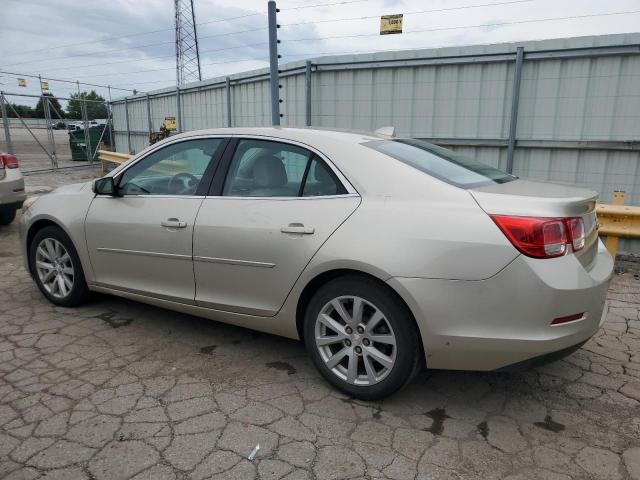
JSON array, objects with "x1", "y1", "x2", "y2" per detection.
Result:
[{"x1": 93, "y1": 177, "x2": 116, "y2": 195}]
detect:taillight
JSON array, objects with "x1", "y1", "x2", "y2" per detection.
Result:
[
  {"x1": 566, "y1": 217, "x2": 585, "y2": 251},
  {"x1": 490, "y1": 215, "x2": 585, "y2": 259},
  {"x1": 0, "y1": 154, "x2": 19, "y2": 169}
]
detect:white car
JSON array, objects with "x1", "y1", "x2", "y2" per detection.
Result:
[
  {"x1": 0, "y1": 153, "x2": 26, "y2": 225},
  {"x1": 19, "y1": 127, "x2": 613, "y2": 399}
]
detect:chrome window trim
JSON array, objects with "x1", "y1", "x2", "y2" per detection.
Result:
[
  {"x1": 107, "y1": 132, "x2": 360, "y2": 199},
  {"x1": 224, "y1": 134, "x2": 359, "y2": 196},
  {"x1": 204, "y1": 193, "x2": 360, "y2": 201},
  {"x1": 94, "y1": 194, "x2": 206, "y2": 200}
]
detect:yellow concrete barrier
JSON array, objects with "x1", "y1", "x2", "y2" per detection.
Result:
[
  {"x1": 597, "y1": 191, "x2": 640, "y2": 257},
  {"x1": 99, "y1": 150, "x2": 132, "y2": 167}
]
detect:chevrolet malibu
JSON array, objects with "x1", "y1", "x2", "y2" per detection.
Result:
[{"x1": 19, "y1": 127, "x2": 613, "y2": 399}]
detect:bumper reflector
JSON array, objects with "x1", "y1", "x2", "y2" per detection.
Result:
[{"x1": 551, "y1": 313, "x2": 585, "y2": 325}]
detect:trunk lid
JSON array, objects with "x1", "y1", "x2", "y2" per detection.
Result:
[{"x1": 469, "y1": 179, "x2": 599, "y2": 268}]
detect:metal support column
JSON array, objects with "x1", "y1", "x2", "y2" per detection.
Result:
[
  {"x1": 225, "y1": 77, "x2": 231, "y2": 127},
  {"x1": 176, "y1": 86, "x2": 182, "y2": 133},
  {"x1": 0, "y1": 93, "x2": 14, "y2": 154},
  {"x1": 107, "y1": 86, "x2": 114, "y2": 151},
  {"x1": 77, "y1": 80, "x2": 92, "y2": 164},
  {"x1": 506, "y1": 46, "x2": 524, "y2": 174},
  {"x1": 146, "y1": 93, "x2": 153, "y2": 137},
  {"x1": 305, "y1": 61, "x2": 312, "y2": 127},
  {"x1": 267, "y1": 0, "x2": 280, "y2": 125},
  {"x1": 124, "y1": 97, "x2": 131, "y2": 154},
  {"x1": 41, "y1": 75, "x2": 57, "y2": 168}
]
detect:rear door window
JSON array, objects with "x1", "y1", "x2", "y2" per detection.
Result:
[{"x1": 223, "y1": 139, "x2": 346, "y2": 197}]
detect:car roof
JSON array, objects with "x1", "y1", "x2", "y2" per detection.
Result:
[{"x1": 170, "y1": 126, "x2": 385, "y2": 145}]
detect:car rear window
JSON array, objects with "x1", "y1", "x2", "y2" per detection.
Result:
[{"x1": 363, "y1": 138, "x2": 515, "y2": 188}]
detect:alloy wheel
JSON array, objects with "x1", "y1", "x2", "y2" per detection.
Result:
[
  {"x1": 35, "y1": 238, "x2": 75, "y2": 299},
  {"x1": 314, "y1": 295, "x2": 397, "y2": 386}
]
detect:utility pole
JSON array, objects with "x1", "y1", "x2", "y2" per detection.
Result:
[
  {"x1": 175, "y1": 0, "x2": 202, "y2": 85},
  {"x1": 268, "y1": 0, "x2": 281, "y2": 125}
]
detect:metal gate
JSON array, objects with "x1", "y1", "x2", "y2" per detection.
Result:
[{"x1": 0, "y1": 91, "x2": 113, "y2": 174}]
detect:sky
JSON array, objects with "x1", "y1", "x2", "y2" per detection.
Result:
[{"x1": 1, "y1": 0, "x2": 639, "y2": 107}]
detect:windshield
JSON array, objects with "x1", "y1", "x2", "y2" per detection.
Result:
[{"x1": 363, "y1": 138, "x2": 515, "y2": 188}]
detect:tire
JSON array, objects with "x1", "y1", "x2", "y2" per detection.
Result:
[
  {"x1": 29, "y1": 225, "x2": 90, "y2": 307},
  {"x1": 303, "y1": 275, "x2": 422, "y2": 400},
  {"x1": 0, "y1": 207, "x2": 16, "y2": 226}
]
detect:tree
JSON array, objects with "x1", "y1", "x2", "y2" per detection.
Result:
[
  {"x1": 6, "y1": 103, "x2": 34, "y2": 118},
  {"x1": 34, "y1": 92, "x2": 65, "y2": 119},
  {"x1": 67, "y1": 90, "x2": 107, "y2": 120}
]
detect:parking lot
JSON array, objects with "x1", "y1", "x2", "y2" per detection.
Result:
[
  {"x1": 0, "y1": 127, "x2": 101, "y2": 173},
  {"x1": 0, "y1": 174, "x2": 639, "y2": 480}
]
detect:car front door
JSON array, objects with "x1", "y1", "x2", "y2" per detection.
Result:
[
  {"x1": 193, "y1": 137, "x2": 361, "y2": 316},
  {"x1": 85, "y1": 137, "x2": 227, "y2": 302}
]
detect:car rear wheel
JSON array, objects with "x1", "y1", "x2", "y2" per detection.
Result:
[
  {"x1": 304, "y1": 275, "x2": 422, "y2": 400},
  {"x1": 0, "y1": 207, "x2": 16, "y2": 226},
  {"x1": 29, "y1": 226, "x2": 90, "y2": 307}
]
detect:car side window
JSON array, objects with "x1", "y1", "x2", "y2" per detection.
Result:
[
  {"x1": 223, "y1": 139, "x2": 346, "y2": 197},
  {"x1": 118, "y1": 138, "x2": 223, "y2": 196},
  {"x1": 302, "y1": 157, "x2": 343, "y2": 197},
  {"x1": 223, "y1": 139, "x2": 312, "y2": 197}
]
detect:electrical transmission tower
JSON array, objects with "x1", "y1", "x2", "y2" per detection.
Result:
[{"x1": 174, "y1": 0, "x2": 202, "y2": 85}]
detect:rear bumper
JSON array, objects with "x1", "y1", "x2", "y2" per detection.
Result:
[
  {"x1": 388, "y1": 239, "x2": 613, "y2": 371},
  {"x1": 0, "y1": 173, "x2": 27, "y2": 208},
  {"x1": 496, "y1": 339, "x2": 588, "y2": 372}
]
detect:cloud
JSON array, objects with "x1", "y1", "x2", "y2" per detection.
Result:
[{"x1": 1, "y1": 0, "x2": 639, "y2": 105}]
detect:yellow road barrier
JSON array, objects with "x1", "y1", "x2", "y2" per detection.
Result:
[
  {"x1": 597, "y1": 191, "x2": 640, "y2": 257},
  {"x1": 98, "y1": 150, "x2": 132, "y2": 172}
]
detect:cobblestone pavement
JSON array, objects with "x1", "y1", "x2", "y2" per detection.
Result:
[{"x1": 1, "y1": 208, "x2": 640, "y2": 479}]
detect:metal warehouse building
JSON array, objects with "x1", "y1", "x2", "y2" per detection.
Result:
[{"x1": 111, "y1": 32, "x2": 640, "y2": 252}]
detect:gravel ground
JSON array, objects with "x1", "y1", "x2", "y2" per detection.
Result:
[{"x1": 0, "y1": 175, "x2": 639, "y2": 480}]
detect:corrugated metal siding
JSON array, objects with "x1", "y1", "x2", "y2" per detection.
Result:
[
  {"x1": 110, "y1": 33, "x2": 640, "y2": 253},
  {"x1": 518, "y1": 54, "x2": 640, "y2": 141}
]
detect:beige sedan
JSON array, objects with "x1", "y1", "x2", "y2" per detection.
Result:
[{"x1": 19, "y1": 127, "x2": 613, "y2": 399}]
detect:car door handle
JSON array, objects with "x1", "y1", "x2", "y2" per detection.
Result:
[
  {"x1": 161, "y1": 218, "x2": 187, "y2": 228},
  {"x1": 281, "y1": 223, "x2": 315, "y2": 235}
]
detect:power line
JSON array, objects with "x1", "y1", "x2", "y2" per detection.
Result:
[
  {"x1": 2, "y1": 10, "x2": 265, "y2": 61},
  {"x1": 3, "y1": 25, "x2": 269, "y2": 69},
  {"x1": 0, "y1": 70, "x2": 136, "y2": 92},
  {"x1": 75, "y1": 57, "x2": 269, "y2": 79},
  {"x1": 282, "y1": 9, "x2": 640, "y2": 42},
  {"x1": 23, "y1": 42, "x2": 269, "y2": 76},
  {"x1": 15, "y1": 8, "x2": 637, "y2": 77},
  {"x1": 283, "y1": 0, "x2": 367, "y2": 10},
  {"x1": 280, "y1": 0, "x2": 535, "y2": 26},
  {"x1": 1, "y1": 0, "x2": 529, "y2": 69}
]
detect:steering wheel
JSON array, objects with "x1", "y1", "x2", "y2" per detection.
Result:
[{"x1": 168, "y1": 172, "x2": 199, "y2": 195}]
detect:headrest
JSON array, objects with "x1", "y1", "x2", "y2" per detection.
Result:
[
  {"x1": 314, "y1": 161, "x2": 333, "y2": 184},
  {"x1": 253, "y1": 155, "x2": 287, "y2": 188}
]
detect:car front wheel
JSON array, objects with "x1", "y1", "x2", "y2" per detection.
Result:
[
  {"x1": 304, "y1": 275, "x2": 422, "y2": 400},
  {"x1": 29, "y1": 226, "x2": 90, "y2": 307}
]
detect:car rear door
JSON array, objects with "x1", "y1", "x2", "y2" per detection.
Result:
[
  {"x1": 193, "y1": 137, "x2": 360, "y2": 316},
  {"x1": 85, "y1": 137, "x2": 227, "y2": 303}
]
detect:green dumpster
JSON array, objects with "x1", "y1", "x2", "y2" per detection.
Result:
[{"x1": 69, "y1": 125, "x2": 107, "y2": 161}]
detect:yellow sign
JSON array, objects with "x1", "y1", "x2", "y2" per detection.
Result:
[
  {"x1": 17, "y1": 78, "x2": 27, "y2": 87},
  {"x1": 164, "y1": 116, "x2": 176, "y2": 131},
  {"x1": 40, "y1": 81, "x2": 49, "y2": 91},
  {"x1": 380, "y1": 14, "x2": 403, "y2": 35}
]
